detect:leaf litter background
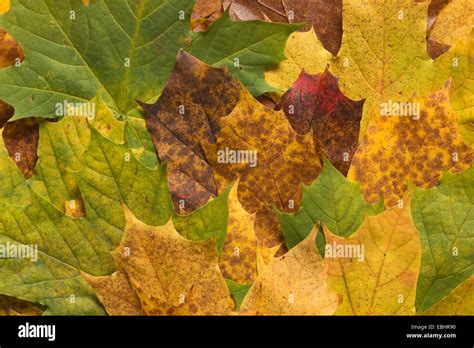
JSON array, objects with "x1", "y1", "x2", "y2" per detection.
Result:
[{"x1": 0, "y1": 0, "x2": 472, "y2": 315}]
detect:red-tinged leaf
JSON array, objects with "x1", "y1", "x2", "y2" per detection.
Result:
[{"x1": 278, "y1": 70, "x2": 364, "y2": 175}]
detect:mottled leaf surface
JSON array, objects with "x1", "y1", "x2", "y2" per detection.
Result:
[
  {"x1": 216, "y1": 87, "x2": 321, "y2": 248},
  {"x1": 348, "y1": 85, "x2": 473, "y2": 207},
  {"x1": 278, "y1": 70, "x2": 364, "y2": 175},
  {"x1": 85, "y1": 207, "x2": 234, "y2": 315}
]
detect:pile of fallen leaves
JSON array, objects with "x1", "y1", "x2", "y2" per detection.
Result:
[{"x1": 0, "y1": 0, "x2": 472, "y2": 316}]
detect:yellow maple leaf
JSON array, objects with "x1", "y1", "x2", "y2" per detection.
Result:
[
  {"x1": 240, "y1": 228, "x2": 340, "y2": 315},
  {"x1": 85, "y1": 206, "x2": 234, "y2": 315},
  {"x1": 348, "y1": 83, "x2": 473, "y2": 207},
  {"x1": 216, "y1": 89, "x2": 322, "y2": 249},
  {"x1": 265, "y1": 27, "x2": 332, "y2": 94},
  {"x1": 324, "y1": 196, "x2": 420, "y2": 315}
]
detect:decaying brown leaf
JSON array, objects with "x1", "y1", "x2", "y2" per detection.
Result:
[
  {"x1": 141, "y1": 52, "x2": 320, "y2": 250},
  {"x1": 140, "y1": 51, "x2": 239, "y2": 213}
]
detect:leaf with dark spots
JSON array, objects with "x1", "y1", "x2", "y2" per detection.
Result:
[
  {"x1": 223, "y1": 0, "x2": 342, "y2": 55},
  {"x1": 140, "y1": 51, "x2": 240, "y2": 212},
  {"x1": 278, "y1": 70, "x2": 364, "y2": 175},
  {"x1": 348, "y1": 83, "x2": 473, "y2": 207},
  {"x1": 216, "y1": 89, "x2": 322, "y2": 248},
  {"x1": 84, "y1": 206, "x2": 234, "y2": 316}
]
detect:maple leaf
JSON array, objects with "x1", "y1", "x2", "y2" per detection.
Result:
[
  {"x1": 423, "y1": 276, "x2": 474, "y2": 315},
  {"x1": 85, "y1": 206, "x2": 234, "y2": 315},
  {"x1": 277, "y1": 70, "x2": 364, "y2": 175},
  {"x1": 223, "y1": 0, "x2": 342, "y2": 55},
  {"x1": 265, "y1": 27, "x2": 333, "y2": 94},
  {"x1": 277, "y1": 158, "x2": 383, "y2": 249},
  {"x1": 240, "y1": 228, "x2": 340, "y2": 315},
  {"x1": 139, "y1": 51, "x2": 240, "y2": 212},
  {"x1": 215, "y1": 83, "x2": 322, "y2": 248},
  {"x1": 324, "y1": 196, "x2": 420, "y2": 315},
  {"x1": 411, "y1": 167, "x2": 474, "y2": 314},
  {"x1": 348, "y1": 84, "x2": 473, "y2": 207}
]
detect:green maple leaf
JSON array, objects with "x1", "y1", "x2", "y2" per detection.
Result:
[
  {"x1": 276, "y1": 158, "x2": 383, "y2": 249},
  {"x1": 0, "y1": 0, "x2": 298, "y2": 166},
  {"x1": 411, "y1": 166, "x2": 474, "y2": 314}
]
